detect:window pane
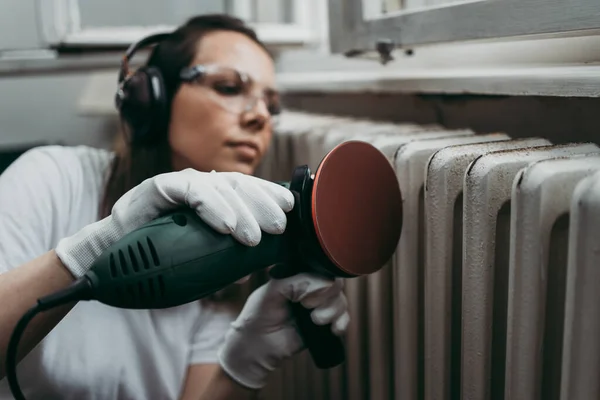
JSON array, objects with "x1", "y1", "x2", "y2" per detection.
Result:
[
  {"x1": 376, "y1": 0, "x2": 492, "y2": 15},
  {"x1": 0, "y1": 0, "x2": 42, "y2": 51},
  {"x1": 423, "y1": 0, "x2": 490, "y2": 7},
  {"x1": 78, "y1": 0, "x2": 295, "y2": 27},
  {"x1": 382, "y1": 0, "x2": 403, "y2": 12},
  {"x1": 78, "y1": 0, "x2": 228, "y2": 27},
  {"x1": 254, "y1": 0, "x2": 294, "y2": 23}
]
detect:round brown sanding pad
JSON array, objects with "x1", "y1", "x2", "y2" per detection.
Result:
[{"x1": 311, "y1": 140, "x2": 402, "y2": 276}]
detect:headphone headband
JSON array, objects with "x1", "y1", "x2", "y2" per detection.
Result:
[
  {"x1": 118, "y1": 32, "x2": 173, "y2": 83},
  {"x1": 116, "y1": 31, "x2": 173, "y2": 144}
]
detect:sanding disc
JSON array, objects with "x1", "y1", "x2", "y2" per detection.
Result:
[{"x1": 311, "y1": 140, "x2": 402, "y2": 276}]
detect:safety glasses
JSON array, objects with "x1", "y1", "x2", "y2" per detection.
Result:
[{"x1": 179, "y1": 64, "x2": 282, "y2": 117}]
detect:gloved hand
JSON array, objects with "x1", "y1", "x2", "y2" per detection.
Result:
[
  {"x1": 218, "y1": 273, "x2": 350, "y2": 390},
  {"x1": 55, "y1": 168, "x2": 294, "y2": 278}
]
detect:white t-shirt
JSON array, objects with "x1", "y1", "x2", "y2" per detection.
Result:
[{"x1": 0, "y1": 145, "x2": 236, "y2": 400}]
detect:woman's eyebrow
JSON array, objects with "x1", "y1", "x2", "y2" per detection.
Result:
[{"x1": 237, "y1": 68, "x2": 275, "y2": 88}]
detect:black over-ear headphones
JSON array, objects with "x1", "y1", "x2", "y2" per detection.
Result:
[{"x1": 115, "y1": 32, "x2": 173, "y2": 144}]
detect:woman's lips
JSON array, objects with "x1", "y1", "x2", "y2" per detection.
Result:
[{"x1": 227, "y1": 141, "x2": 259, "y2": 161}]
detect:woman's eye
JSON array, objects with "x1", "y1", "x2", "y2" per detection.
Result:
[{"x1": 213, "y1": 82, "x2": 243, "y2": 96}]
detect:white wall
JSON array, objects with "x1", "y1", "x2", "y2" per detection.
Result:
[{"x1": 0, "y1": 71, "x2": 118, "y2": 150}]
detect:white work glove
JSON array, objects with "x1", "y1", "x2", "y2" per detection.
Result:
[
  {"x1": 55, "y1": 168, "x2": 294, "y2": 278},
  {"x1": 218, "y1": 273, "x2": 350, "y2": 390}
]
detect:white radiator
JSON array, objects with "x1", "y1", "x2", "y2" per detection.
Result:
[{"x1": 254, "y1": 111, "x2": 600, "y2": 400}]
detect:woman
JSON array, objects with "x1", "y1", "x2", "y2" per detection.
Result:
[{"x1": 0, "y1": 14, "x2": 349, "y2": 400}]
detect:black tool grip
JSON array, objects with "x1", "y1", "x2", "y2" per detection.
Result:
[{"x1": 290, "y1": 301, "x2": 346, "y2": 369}]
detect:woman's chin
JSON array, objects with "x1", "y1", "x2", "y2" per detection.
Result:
[{"x1": 219, "y1": 160, "x2": 256, "y2": 175}]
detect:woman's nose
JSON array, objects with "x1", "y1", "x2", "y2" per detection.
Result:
[{"x1": 240, "y1": 97, "x2": 269, "y2": 132}]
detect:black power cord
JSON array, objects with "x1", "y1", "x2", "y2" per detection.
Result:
[{"x1": 5, "y1": 278, "x2": 92, "y2": 400}]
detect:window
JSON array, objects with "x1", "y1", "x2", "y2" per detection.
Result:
[
  {"x1": 264, "y1": 0, "x2": 600, "y2": 97},
  {"x1": 38, "y1": 0, "x2": 317, "y2": 49},
  {"x1": 328, "y1": 0, "x2": 600, "y2": 56}
]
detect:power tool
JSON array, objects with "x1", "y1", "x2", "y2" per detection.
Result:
[{"x1": 5, "y1": 140, "x2": 402, "y2": 399}]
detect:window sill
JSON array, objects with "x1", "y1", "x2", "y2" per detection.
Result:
[{"x1": 275, "y1": 64, "x2": 600, "y2": 98}]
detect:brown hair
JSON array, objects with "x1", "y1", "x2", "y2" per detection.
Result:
[
  {"x1": 100, "y1": 14, "x2": 272, "y2": 305},
  {"x1": 100, "y1": 14, "x2": 269, "y2": 218}
]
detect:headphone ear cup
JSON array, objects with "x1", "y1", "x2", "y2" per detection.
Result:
[{"x1": 116, "y1": 66, "x2": 167, "y2": 144}]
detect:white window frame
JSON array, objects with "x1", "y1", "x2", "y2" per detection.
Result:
[
  {"x1": 37, "y1": 0, "x2": 317, "y2": 49},
  {"x1": 328, "y1": 0, "x2": 600, "y2": 56}
]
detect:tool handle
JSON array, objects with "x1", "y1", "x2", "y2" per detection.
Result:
[{"x1": 290, "y1": 301, "x2": 346, "y2": 369}]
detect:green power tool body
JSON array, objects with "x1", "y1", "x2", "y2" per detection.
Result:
[{"x1": 86, "y1": 165, "x2": 339, "y2": 309}]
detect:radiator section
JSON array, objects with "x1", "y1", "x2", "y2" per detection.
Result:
[
  {"x1": 423, "y1": 138, "x2": 550, "y2": 400},
  {"x1": 254, "y1": 111, "x2": 600, "y2": 400},
  {"x1": 560, "y1": 170, "x2": 600, "y2": 400},
  {"x1": 393, "y1": 133, "x2": 510, "y2": 400},
  {"x1": 503, "y1": 155, "x2": 600, "y2": 400},
  {"x1": 462, "y1": 144, "x2": 600, "y2": 400}
]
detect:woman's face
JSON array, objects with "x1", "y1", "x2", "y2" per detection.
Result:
[{"x1": 168, "y1": 30, "x2": 277, "y2": 175}]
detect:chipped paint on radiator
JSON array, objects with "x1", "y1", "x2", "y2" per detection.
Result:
[
  {"x1": 461, "y1": 143, "x2": 600, "y2": 400},
  {"x1": 392, "y1": 133, "x2": 510, "y2": 400},
  {"x1": 505, "y1": 154, "x2": 600, "y2": 400},
  {"x1": 423, "y1": 137, "x2": 550, "y2": 400}
]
